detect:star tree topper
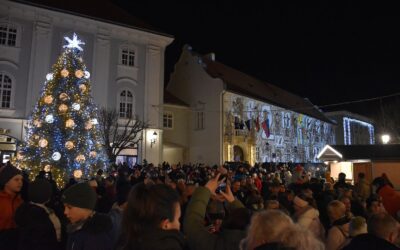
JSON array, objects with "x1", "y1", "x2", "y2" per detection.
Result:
[{"x1": 63, "y1": 33, "x2": 85, "y2": 51}]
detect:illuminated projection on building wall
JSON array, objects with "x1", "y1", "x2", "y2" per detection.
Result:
[{"x1": 223, "y1": 93, "x2": 336, "y2": 164}]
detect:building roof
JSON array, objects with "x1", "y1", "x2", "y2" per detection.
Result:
[
  {"x1": 12, "y1": 0, "x2": 172, "y2": 37},
  {"x1": 326, "y1": 110, "x2": 375, "y2": 125},
  {"x1": 200, "y1": 55, "x2": 334, "y2": 124},
  {"x1": 318, "y1": 144, "x2": 400, "y2": 161},
  {"x1": 164, "y1": 90, "x2": 189, "y2": 107}
]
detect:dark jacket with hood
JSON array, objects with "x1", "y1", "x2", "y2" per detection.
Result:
[
  {"x1": 66, "y1": 212, "x2": 113, "y2": 250},
  {"x1": 15, "y1": 202, "x2": 62, "y2": 250},
  {"x1": 184, "y1": 186, "x2": 247, "y2": 250},
  {"x1": 342, "y1": 233, "x2": 400, "y2": 250}
]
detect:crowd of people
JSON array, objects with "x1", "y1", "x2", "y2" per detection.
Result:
[{"x1": 0, "y1": 160, "x2": 399, "y2": 250}]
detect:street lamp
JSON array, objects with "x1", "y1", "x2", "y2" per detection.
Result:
[
  {"x1": 150, "y1": 131, "x2": 157, "y2": 148},
  {"x1": 381, "y1": 134, "x2": 390, "y2": 144}
]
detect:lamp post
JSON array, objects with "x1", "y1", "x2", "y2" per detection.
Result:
[
  {"x1": 150, "y1": 131, "x2": 157, "y2": 148},
  {"x1": 381, "y1": 134, "x2": 390, "y2": 144}
]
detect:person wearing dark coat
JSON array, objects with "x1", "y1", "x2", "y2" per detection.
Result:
[
  {"x1": 62, "y1": 182, "x2": 113, "y2": 250},
  {"x1": 15, "y1": 179, "x2": 62, "y2": 250},
  {"x1": 343, "y1": 212, "x2": 400, "y2": 250},
  {"x1": 184, "y1": 173, "x2": 249, "y2": 250}
]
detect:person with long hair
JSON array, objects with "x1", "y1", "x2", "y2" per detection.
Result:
[{"x1": 117, "y1": 183, "x2": 185, "y2": 250}]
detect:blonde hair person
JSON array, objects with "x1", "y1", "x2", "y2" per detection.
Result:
[
  {"x1": 240, "y1": 210, "x2": 293, "y2": 250},
  {"x1": 278, "y1": 224, "x2": 325, "y2": 250}
]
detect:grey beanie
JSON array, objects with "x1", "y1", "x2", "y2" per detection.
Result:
[{"x1": 61, "y1": 182, "x2": 97, "y2": 210}]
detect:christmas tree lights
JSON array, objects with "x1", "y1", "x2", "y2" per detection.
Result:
[{"x1": 16, "y1": 33, "x2": 108, "y2": 187}]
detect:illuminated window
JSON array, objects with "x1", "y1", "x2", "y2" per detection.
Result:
[
  {"x1": 163, "y1": 112, "x2": 173, "y2": 129},
  {"x1": 0, "y1": 24, "x2": 17, "y2": 47},
  {"x1": 119, "y1": 90, "x2": 134, "y2": 118},
  {"x1": 0, "y1": 73, "x2": 12, "y2": 108}
]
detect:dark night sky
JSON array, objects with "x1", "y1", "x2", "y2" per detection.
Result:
[{"x1": 113, "y1": 0, "x2": 400, "y2": 118}]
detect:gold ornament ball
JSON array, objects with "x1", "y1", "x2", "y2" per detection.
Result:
[
  {"x1": 65, "y1": 141, "x2": 74, "y2": 150},
  {"x1": 44, "y1": 165, "x2": 51, "y2": 172},
  {"x1": 75, "y1": 70, "x2": 84, "y2": 78},
  {"x1": 79, "y1": 84, "x2": 87, "y2": 92},
  {"x1": 58, "y1": 104, "x2": 68, "y2": 113},
  {"x1": 66, "y1": 119, "x2": 75, "y2": 128},
  {"x1": 59, "y1": 93, "x2": 69, "y2": 101},
  {"x1": 33, "y1": 120, "x2": 42, "y2": 128},
  {"x1": 75, "y1": 154, "x2": 86, "y2": 163},
  {"x1": 89, "y1": 151, "x2": 97, "y2": 158},
  {"x1": 33, "y1": 134, "x2": 39, "y2": 140},
  {"x1": 73, "y1": 169, "x2": 83, "y2": 179},
  {"x1": 85, "y1": 121, "x2": 93, "y2": 130},
  {"x1": 44, "y1": 95, "x2": 53, "y2": 104},
  {"x1": 39, "y1": 138, "x2": 48, "y2": 148},
  {"x1": 61, "y1": 69, "x2": 69, "y2": 77}
]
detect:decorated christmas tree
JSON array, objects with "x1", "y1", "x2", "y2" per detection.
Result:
[{"x1": 16, "y1": 33, "x2": 108, "y2": 187}]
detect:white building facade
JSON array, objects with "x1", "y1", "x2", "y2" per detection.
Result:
[
  {"x1": 0, "y1": 0, "x2": 173, "y2": 164},
  {"x1": 167, "y1": 45, "x2": 336, "y2": 166}
]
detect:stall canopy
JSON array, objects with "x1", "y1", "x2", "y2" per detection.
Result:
[{"x1": 318, "y1": 144, "x2": 400, "y2": 162}]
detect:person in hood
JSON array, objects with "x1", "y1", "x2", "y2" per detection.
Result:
[
  {"x1": 62, "y1": 182, "x2": 113, "y2": 250},
  {"x1": 15, "y1": 179, "x2": 62, "y2": 250},
  {"x1": 292, "y1": 194, "x2": 325, "y2": 241},
  {"x1": 326, "y1": 200, "x2": 351, "y2": 250}
]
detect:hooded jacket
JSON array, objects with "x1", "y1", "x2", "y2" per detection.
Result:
[
  {"x1": 15, "y1": 202, "x2": 62, "y2": 250},
  {"x1": 0, "y1": 190, "x2": 23, "y2": 230},
  {"x1": 295, "y1": 206, "x2": 325, "y2": 240}
]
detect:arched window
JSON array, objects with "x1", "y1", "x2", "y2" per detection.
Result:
[
  {"x1": 0, "y1": 73, "x2": 12, "y2": 108},
  {"x1": 0, "y1": 23, "x2": 17, "y2": 47},
  {"x1": 119, "y1": 90, "x2": 134, "y2": 118}
]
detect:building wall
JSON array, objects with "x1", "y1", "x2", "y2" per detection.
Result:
[
  {"x1": 163, "y1": 105, "x2": 189, "y2": 147},
  {"x1": 167, "y1": 47, "x2": 224, "y2": 165},
  {"x1": 0, "y1": 1, "x2": 173, "y2": 165},
  {"x1": 223, "y1": 92, "x2": 336, "y2": 164}
]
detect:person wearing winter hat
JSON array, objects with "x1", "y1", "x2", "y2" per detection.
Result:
[
  {"x1": 15, "y1": 179, "x2": 62, "y2": 250},
  {"x1": 0, "y1": 164, "x2": 24, "y2": 250},
  {"x1": 62, "y1": 182, "x2": 113, "y2": 250}
]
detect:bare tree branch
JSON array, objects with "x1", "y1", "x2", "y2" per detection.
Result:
[{"x1": 99, "y1": 107, "x2": 148, "y2": 163}]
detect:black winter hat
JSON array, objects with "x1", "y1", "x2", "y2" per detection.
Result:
[
  {"x1": 29, "y1": 179, "x2": 52, "y2": 203},
  {"x1": 0, "y1": 165, "x2": 22, "y2": 186},
  {"x1": 62, "y1": 182, "x2": 97, "y2": 210}
]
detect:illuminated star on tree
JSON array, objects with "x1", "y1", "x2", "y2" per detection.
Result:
[{"x1": 63, "y1": 33, "x2": 85, "y2": 51}]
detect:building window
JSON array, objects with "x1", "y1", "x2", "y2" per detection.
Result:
[
  {"x1": 255, "y1": 147, "x2": 260, "y2": 162},
  {"x1": 163, "y1": 112, "x2": 173, "y2": 129},
  {"x1": 121, "y1": 48, "x2": 135, "y2": 67},
  {"x1": 195, "y1": 111, "x2": 205, "y2": 130},
  {"x1": 0, "y1": 73, "x2": 12, "y2": 108},
  {"x1": 0, "y1": 24, "x2": 17, "y2": 47},
  {"x1": 119, "y1": 90, "x2": 134, "y2": 118}
]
